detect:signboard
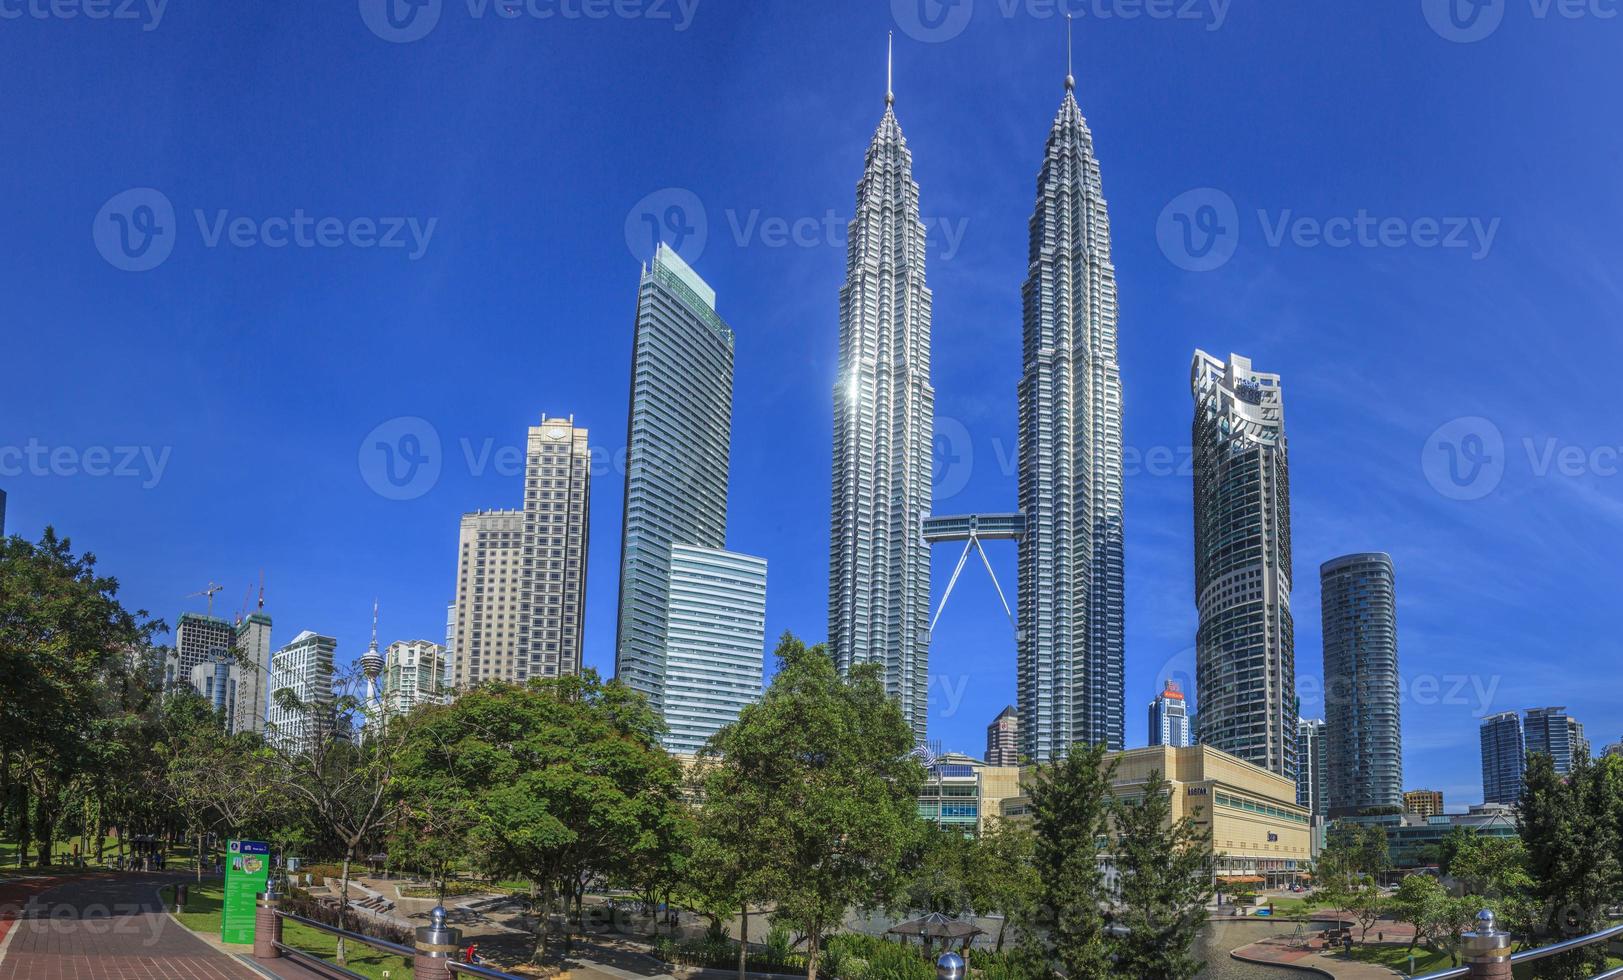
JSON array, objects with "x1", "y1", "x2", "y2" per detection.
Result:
[{"x1": 221, "y1": 839, "x2": 270, "y2": 945}]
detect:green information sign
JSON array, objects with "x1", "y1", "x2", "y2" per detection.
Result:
[{"x1": 221, "y1": 839, "x2": 270, "y2": 945}]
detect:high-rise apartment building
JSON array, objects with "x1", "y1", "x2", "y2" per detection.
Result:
[
  {"x1": 518, "y1": 417, "x2": 591, "y2": 679},
  {"x1": 1296, "y1": 717, "x2": 1326, "y2": 817},
  {"x1": 1404, "y1": 789, "x2": 1445, "y2": 818},
  {"x1": 449, "y1": 415, "x2": 591, "y2": 687},
  {"x1": 190, "y1": 652, "x2": 241, "y2": 731},
  {"x1": 1149, "y1": 681, "x2": 1191, "y2": 748},
  {"x1": 829, "y1": 72, "x2": 935, "y2": 740},
  {"x1": 1191, "y1": 351, "x2": 1295, "y2": 781},
  {"x1": 659, "y1": 545, "x2": 767, "y2": 754},
  {"x1": 615, "y1": 245, "x2": 735, "y2": 713},
  {"x1": 986, "y1": 706, "x2": 1020, "y2": 766},
  {"x1": 267, "y1": 630, "x2": 336, "y2": 754},
  {"x1": 382, "y1": 640, "x2": 450, "y2": 721},
  {"x1": 171, "y1": 612, "x2": 236, "y2": 692},
  {"x1": 1321, "y1": 553, "x2": 1402, "y2": 817},
  {"x1": 1524, "y1": 706, "x2": 1586, "y2": 774},
  {"x1": 1017, "y1": 71, "x2": 1125, "y2": 762},
  {"x1": 451, "y1": 510, "x2": 525, "y2": 688},
  {"x1": 1480, "y1": 711, "x2": 1525, "y2": 805}
]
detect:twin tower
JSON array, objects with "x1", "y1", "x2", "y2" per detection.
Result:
[{"x1": 828, "y1": 54, "x2": 1124, "y2": 763}]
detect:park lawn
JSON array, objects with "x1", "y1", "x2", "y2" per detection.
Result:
[
  {"x1": 162, "y1": 882, "x2": 416, "y2": 980},
  {"x1": 1265, "y1": 897, "x2": 1336, "y2": 916},
  {"x1": 1344, "y1": 943, "x2": 1455, "y2": 975}
]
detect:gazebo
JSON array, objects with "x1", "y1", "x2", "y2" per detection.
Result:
[{"x1": 886, "y1": 912, "x2": 985, "y2": 953}]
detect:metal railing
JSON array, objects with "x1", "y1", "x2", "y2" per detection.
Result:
[
  {"x1": 1410, "y1": 911, "x2": 1623, "y2": 980},
  {"x1": 265, "y1": 901, "x2": 531, "y2": 979}
]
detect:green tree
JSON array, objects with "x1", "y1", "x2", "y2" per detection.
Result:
[
  {"x1": 898, "y1": 824, "x2": 975, "y2": 917},
  {"x1": 393, "y1": 671, "x2": 683, "y2": 964},
  {"x1": 708, "y1": 633, "x2": 924, "y2": 980},
  {"x1": 1519, "y1": 752, "x2": 1619, "y2": 979},
  {"x1": 1022, "y1": 742, "x2": 1117, "y2": 980},
  {"x1": 966, "y1": 820, "x2": 1039, "y2": 952},
  {"x1": 0, "y1": 530, "x2": 162, "y2": 866},
  {"x1": 1109, "y1": 769, "x2": 1213, "y2": 980}
]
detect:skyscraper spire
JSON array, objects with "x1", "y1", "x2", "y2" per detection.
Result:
[
  {"x1": 886, "y1": 31, "x2": 895, "y2": 106},
  {"x1": 1065, "y1": 14, "x2": 1075, "y2": 91}
]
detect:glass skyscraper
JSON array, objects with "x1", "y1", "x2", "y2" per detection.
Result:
[
  {"x1": 660, "y1": 545, "x2": 767, "y2": 754},
  {"x1": 829, "y1": 77, "x2": 935, "y2": 740},
  {"x1": 1321, "y1": 552, "x2": 1402, "y2": 817},
  {"x1": 616, "y1": 244, "x2": 735, "y2": 713},
  {"x1": 1524, "y1": 706, "x2": 1587, "y2": 774},
  {"x1": 1480, "y1": 710, "x2": 1525, "y2": 804},
  {"x1": 1017, "y1": 71, "x2": 1125, "y2": 761},
  {"x1": 1191, "y1": 351, "x2": 1296, "y2": 781}
]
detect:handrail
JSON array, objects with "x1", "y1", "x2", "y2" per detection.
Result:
[
  {"x1": 447, "y1": 962, "x2": 531, "y2": 978},
  {"x1": 1409, "y1": 920, "x2": 1623, "y2": 980},
  {"x1": 272, "y1": 942, "x2": 370, "y2": 980},
  {"x1": 273, "y1": 909, "x2": 417, "y2": 958}
]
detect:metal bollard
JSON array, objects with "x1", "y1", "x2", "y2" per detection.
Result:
[
  {"x1": 414, "y1": 905, "x2": 462, "y2": 980},
  {"x1": 174, "y1": 884, "x2": 188, "y2": 913},
  {"x1": 1462, "y1": 909, "x2": 1513, "y2": 979},
  {"x1": 254, "y1": 889, "x2": 282, "y2": 960},
  {"x1": 937, "y1": 951, "x2": 966, "y2": 980}
]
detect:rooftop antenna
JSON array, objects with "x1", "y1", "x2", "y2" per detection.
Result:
[
  {"x1": 886, "y1": 31, "x2": 894, "y2": 107},
  {"x1": 1065, "y1": 14, "x2": 1075, "y2": 92}
]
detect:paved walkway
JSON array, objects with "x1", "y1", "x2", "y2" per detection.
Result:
[{"x1": 0, "y1": 872, "x2": 329, "y2": 980}]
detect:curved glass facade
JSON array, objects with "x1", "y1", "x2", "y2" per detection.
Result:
[{"x1": 1320, "y1": 552, "x2": 1402, "y2": 816}]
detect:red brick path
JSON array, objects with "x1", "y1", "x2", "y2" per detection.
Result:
[{"x1": 0, "y1": 872, "x2": 267, "y2": 979}]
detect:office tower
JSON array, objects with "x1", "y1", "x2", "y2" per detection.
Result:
[
  {"x1": 1296, "y1": 717, "x2": 1326, "y2": 817},
  {"x1": 828, "y1": 58, "x2": 935, "y2": 740},
  {"x1": 232, "y1": 610, "x2": 273, "y2": 735},
  {"x1": 1404, "y1": 789, "x2": 1445, "y2": 818},
  {"x1": 172, "y1": 612, "x2": 236, "y2": 692},
  {"x1": 266, "y1": 630, "x2": 336, "y2": 754},
  {"x1": 519, "y1": 417, "x2": 592, "y2": 679},
  {"x1": 1524, "y1": 706, "x2": 1586, "y2": 774},
  {"x1": 1480, "y1": 711, "x2": 1525, "y2": 804},
  {"x1": 986, "y1": 706, "x2": 1020, "y2": 766},
  {"x1": 451, "y1": 510, "x2": 524, "y2": 688},
  {"x1": 659, "y1": 545, "x2": 767, "y2": 754},
  {"x1": 1321, "y1": 553, "x2": 1402, "y2": 817},
  {"x1": 382, "y1": 640, "x2": 450, "y2": 721},
  {"x1": 1191, "y1": 351, "x2": 1295, "y2": 780},
  {"x1": 615, "y1": 244, "x2": 734, "y2": 713},
  {"x1": 1149, "y1": 681, "x2": 1191, "y2": 748},
  {"x1": 1017, "y1": 69, "x2": 1125, "y2": 763}
]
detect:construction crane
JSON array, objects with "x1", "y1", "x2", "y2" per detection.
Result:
[{"x1": 185, "y1": 582, "x2": 225, "y2": 617}]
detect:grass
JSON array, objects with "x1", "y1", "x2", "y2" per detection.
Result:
[
  {"x1": 1343, "y1": 943, "x2": 1456, "y2": 976},
  {"x1": 1252, "y1": 895, "x2": 1341, "y2": 916},
  {"x1": 160, "y1": 881, "x2": 417, "y2": 980}
]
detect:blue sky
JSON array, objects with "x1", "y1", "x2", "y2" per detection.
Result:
[{"x1": 3, "y1": 0, "x2": 1619, "y2": 808}]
